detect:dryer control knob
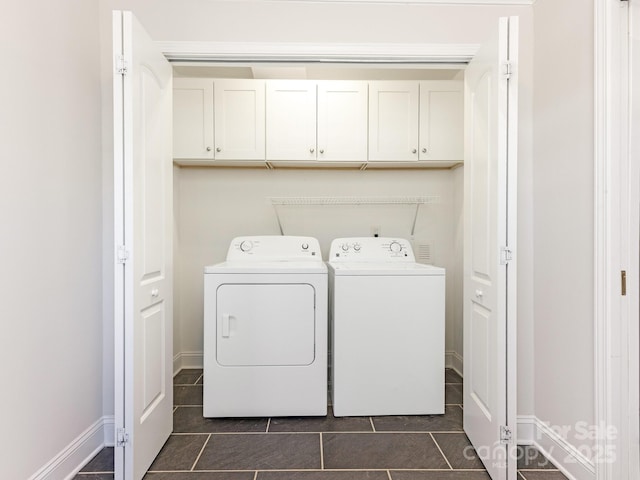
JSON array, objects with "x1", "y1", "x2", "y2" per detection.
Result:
[
  {"x1": 240, "y1": 240, "x2": 253, "y2": 252},
  {"x1": 302, "y1": 243, "x2": 309, "y2": 250},
  {"x1": 341, "y1": 243, "x2": 350, "y2": 252},
  {"x1": 389, "y1": 241, "x2": 402, "y2": 253},
  {"x1": 353, "y1": 243, "x2": 361, "y2": 252}
]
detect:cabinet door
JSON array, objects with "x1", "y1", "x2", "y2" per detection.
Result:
[
  {"x1": 173, "y1": 78, "x2": 214, "y2": 160},
  {"x1": 214, "y1": 80, "x2": 265, "y2": 160},
  {"x1": 266, "y1": 80, "x2": 317, "y2": 161},
  {"x1": 317, "y1": 81, "x2": 368, "y2": 161},
  {"x1": 368, "y1": 82, "x2": 419, "y2": 162},
  {"x1": 419, "y1": 81, "x2": 464, "y2": 161}
]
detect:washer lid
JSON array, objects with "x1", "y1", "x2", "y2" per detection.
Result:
[
  {"x1": 205, "y1": 261, "x2": 328, "y2": 275},
  {"x1": 329, "y1": 262, "x2": 445, "y2": 276}
]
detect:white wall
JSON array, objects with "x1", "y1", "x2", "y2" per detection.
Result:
[
  {"x1": 532, "y1": 0, "x2": 596, "y2": 454},
  {"x1": 100, "y1": 0, "x2": 535, "y2": 417},
  {"x1": 175, "y1": 167, "x2": 460, "y2": 360},
  {"x1": 0, "y1": 1, "x2": 104, "y2": 478}
]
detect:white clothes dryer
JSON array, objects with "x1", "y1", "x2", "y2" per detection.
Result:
[
  {"x1": 203, "y1": 236, "x2": 327, "y2": 417},
  {"x1": 328, "y1": 237, "x2": 445, "y2": 417}
]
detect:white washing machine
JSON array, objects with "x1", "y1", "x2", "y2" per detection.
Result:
[
  {"x1": 328, "y1": 237, "x2": 445, "y2": 417},
  {"x1": 203, "y1": 236, "x2": 327, "y2": 417}
]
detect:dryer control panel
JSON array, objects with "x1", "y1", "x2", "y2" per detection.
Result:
[
  {"x1": 329, "y1": 237, "x2": 415, "y2": 262},
  {"x1": 227, "y1": 236, "x2": 321, "y2": 261}
]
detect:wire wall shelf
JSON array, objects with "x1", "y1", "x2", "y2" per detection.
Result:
[
  {"x1": 269, "y1": 195, "x2": 440, "y2": 206},
  {"x1": 269, "y1": 196, "x2": 441, "y2": 235}
]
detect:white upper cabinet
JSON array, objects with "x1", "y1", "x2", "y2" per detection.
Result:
[
  {"x1": 368, "y1": 82, "x2": 419, "y2": 162},
  {"x1": 317, "y1": 81, "x2": 368, "y2": 162},
  {"x1": 266, "y1": 80, "x2": 317, "y2": 161},
  {"x1": 419, "y1": 81, "x2": 463, "y2": 162},
  {"x1": 173, "y1": 78, "x2": 214, "y2": 160},
  {"x1": 214, "y1": 80, "x2": 265, "y2": 161},
  {"x1": 173, "y1": 77, "x2": 462, "y2": 167}
]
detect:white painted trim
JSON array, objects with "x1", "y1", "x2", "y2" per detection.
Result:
[
  {"x1": 158, "y1": 41, "x2": 479, "y2": 64},
  {"x1": 594, "y1": 1, "x2": 632, "y2": 479},
  {"x1": 103, "y1": 415, "x2": 115, "y2": 447},
  {"x1": 445, "y1": 350, "x2": 464, "y2": 376},
  {"x1": 174, "y1": 351, "x2": 204, "y2": 374},
  {"x1": 531, "y1": 417, "x2": 596, "y2": 480},
  {"x1": 516, "y1": 415, "x2": 536, "y2": 445},
  {"x1": 252, "y1": 0, "x2": 535, "y2": 4},
  {"x1": 517, "y1": 416, "x2": 596, "y2": 480},
  {"x1": 28, "y1": 416, "x2": 110, "y2": 480}
]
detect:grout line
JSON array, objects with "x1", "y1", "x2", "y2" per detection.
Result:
[
  {"x1": 253, "y1": 471, "x2": 258, "y2": 480},
  {"x1": 319, "y1": 432, "x2": 324, "y2": 469},
  {"x1": 369, "y1": 417, "x2": 376, "y2": 432},
  {"x1": 429, "y1": 432, "x2": 453, "y2": 470},
  {"x1": 170, "y1": 429, "x2": 466, "y2": 435},
  {"x1": 386, "y1": 469, "x2": 393, "y2": 480},
  {"x1": 518, "y1": 472, "x2": 528, "y2": 480},
  {"x1": 266, "y1": 418, "x2": 271, "y2": 432},
  {"x1": 195, "y1": 373, "x2": 204, "y2": 385},
  {"x1": 190, "y1": 433, "x2": 211, "y2": 471}
]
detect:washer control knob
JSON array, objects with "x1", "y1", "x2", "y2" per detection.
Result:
[
  {"x1": 240, "y1": 240, "x2": 253, "y2": 252},
  {"x1": 302, "y1": 243, "x2": 309, "y2": 250},
  {"x1": 353, "y1": 243, "x2": 361, "y2": 252},
  {"x1": 341, "y1": 243, "x2": 350, "y2": 252},
  {"x1": 389, "y1": 241, "x2": 402, "y2": 253}
]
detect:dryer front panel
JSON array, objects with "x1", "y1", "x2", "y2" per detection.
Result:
[{"x1": 216, "y1": 283, "x2": 315, "y2": 366}]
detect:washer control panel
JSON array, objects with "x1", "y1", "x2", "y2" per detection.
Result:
[
  {"x1": 330, "y1": 237, "x2": 415, "y2": 262},
  {"x1": 227, "y1": 236, "x2": 321, "y2": 261}
]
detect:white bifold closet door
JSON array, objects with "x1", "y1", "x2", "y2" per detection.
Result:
[
  {"x1": 113, "y1": 10, "x2": 174, "y2": 480},
  {"x1": 463, "y1": 16, "x2": 519, "y2": 480}
]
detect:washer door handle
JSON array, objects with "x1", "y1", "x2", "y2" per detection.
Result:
[{"x1": 222, "y1": 314, "x2": 231, "y2": 338}]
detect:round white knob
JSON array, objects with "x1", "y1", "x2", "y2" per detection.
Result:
[
  {"x1": 216, "y1": 147, "x2": 222, "y2": 153},
  {"x1": 412, "y1": 149, "x2": 417, "y2": 154},
  {"x1": 206, "y1": 146, "x2": 212, "y2": 152},
  {"x1": 302, "y1": 243, "x2": 309, "y2": 250},
  {"x1": 389, "y1": 241, "x2": 402, "y2": 253},
  {"x1": 353, "y1": 243, "x2": 361, "y2": 252},
  {"x1": 240, "y1": 240, "x2": 253, "y2": 252},
  {"x1": 341, "y1": 243, "x2": 350, "y2": 252},
  {"x1": 422, "y1": 148, "x2": 427, "y2": 154},
  {"x1": 310, "y1": 148, "x2": 315, "y2": 153}
]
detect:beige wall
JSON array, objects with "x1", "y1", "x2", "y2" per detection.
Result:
[
  {"x1": 0, "y1": 1, "x2": 103, "y2": 478},
  {"x1": 533, "y1": 0, "x2": 595, "y2": 453}
]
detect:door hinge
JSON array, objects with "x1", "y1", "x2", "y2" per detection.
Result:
[
  {"x1": 116, "y1": 428, "x2": 129, "y2": 447},
  {"x1": 117, "y1": 245, "x2": 130, "y2": 264},
  {"x1": 500, "y1": 246, "x2": 513, "y2": 265},
  {"x1": 622, "y1": 270, "x2": 627, "y2": 296},
  {"x1": 502, "y1": 61, "x2": 513, "y2": 80},
  {"x1": 500, "y1": 425, "x2": 513, "y2": 444},
  {"x1": 115, "y1": 54, "x2": 128, "y2": 75}
]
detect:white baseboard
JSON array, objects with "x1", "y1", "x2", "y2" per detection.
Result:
[
  {"x1": 517, "y1": 415, "x2": 597, "y2": 480},
  {"x1": 173, "y1": 351, "x2": 203, "y2": 375},
  {"x1": 28, "y1": 416, "x2": 112, "y2": 480},
  {"x1": 445, "y1": 350, "x2": 463, "y2": 376}
]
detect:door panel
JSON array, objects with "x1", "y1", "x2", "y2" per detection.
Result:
[
  {"x1": 463, "y1": 16, "x2": 518, "y2": 480},
  {"x1": 113, "y1": 10, "x2": 173, "y2": 480}
]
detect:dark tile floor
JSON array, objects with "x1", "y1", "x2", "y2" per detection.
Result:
[{"x1": 75, "y1": 369, "x2": 567, "y2": 480}]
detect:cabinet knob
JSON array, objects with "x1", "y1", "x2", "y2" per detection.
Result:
[
  {"x1": 206, "y1": 146, "x2": 212, "y2": 152},
  {"x1": 319, "y1": 149, "x2": 324, "y2": 154},
  {"x1": 310, "y1": 148, "x2": 315, "y2": 154},
  {"x1": 422, "y1": 148, "x2": 428, "y2": 154},
  {"x1": 412, "y1": 149, "x2": 417, "y2": 154},
  {"x1": 216, "y1": 147, "x2": 222, "y2": 153}
]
